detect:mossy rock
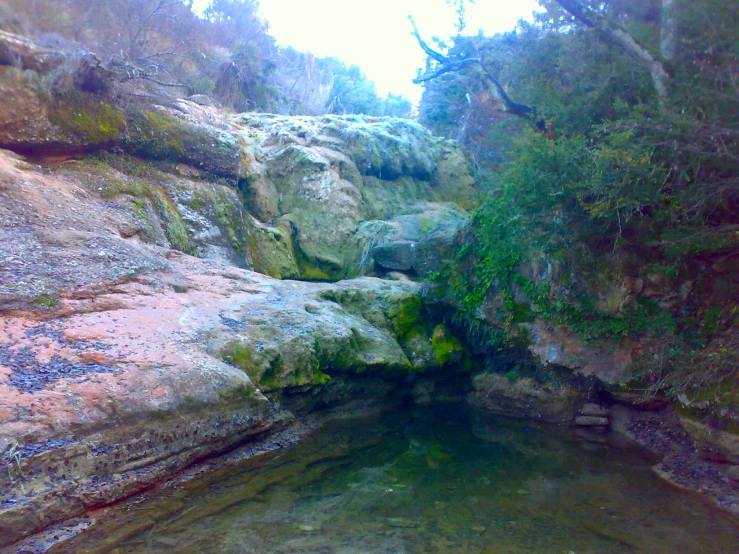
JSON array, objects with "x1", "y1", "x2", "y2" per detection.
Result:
[
  {"x1": 431, "y1": 324, "x2": 468, "y2": 368},
  {"x1": 126, "y1": 109, "x2": 241, "y2": 180},
  {"x1": 49, "y1": 96, "x2": 126, "y2": 145},
  {"x1": 249, "y1": 222, "x2": 300, "y2": 279},
  {"x1": 235, "y1": 114, "x2": 480, "y2": 279},
  {"x1": 68, "y1": 157, "x2": 197, "y2": 254},
  {"x1": 387, "y1": 293, "x2": 423, "y2": 338},
  {"x1": 298, "y1": 255, "x2": 344, "y2": 282},
  {"x1": 222, "y1": 339, "x2": 332, "y2": 392},
  {"x1": 301, "y1": 266, "x2": 333, "y2": 281},
  {"x1": 0, "y1": 67, "x2": 127, "y2": 150}
]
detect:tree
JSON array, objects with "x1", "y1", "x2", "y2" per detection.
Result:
[
  {"x1": 3, "y1": 0, "x2": 412, "y2": 116},
  {"x1": 410, "y1": 16, "x2": 534, "y2": 119},
  {"x1": 416, "y1": 0, "x2": 739, "y2": 398},
  {"x1": 550, "y1": 0, "x2": 670, "y2": 98}
]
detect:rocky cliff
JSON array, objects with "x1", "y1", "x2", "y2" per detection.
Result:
[
  {"x1": 1, "y1": 29, "x2": 738, "y2": 549},
  {"x1": 0, "y1": 31, "x2": 482, "y2": 547}
]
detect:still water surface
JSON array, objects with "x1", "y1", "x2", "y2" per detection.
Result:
[{"x1": 58, "y1": 405, "x2": 739, "y2": 553}]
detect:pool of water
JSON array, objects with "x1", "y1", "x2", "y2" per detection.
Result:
[{"x1": 54, "y1": 405, "x2": 739, "y2": 553}]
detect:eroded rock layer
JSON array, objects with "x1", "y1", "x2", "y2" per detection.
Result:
[{"x1": 0, "y1": 149, "x2": 455, "y2": 546}]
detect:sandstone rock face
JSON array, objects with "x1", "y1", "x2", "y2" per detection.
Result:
[
  {"x1": 0, "y1": 67, "x2": 242, "y2": 181},
  {"x1": 235, "y1": 114, "x2": 478, "y2": 279},
  {"x1": 520, "y1": 319, "x2": 636, "y2": 384},
  {"x1": 0, "y1": 61, "x2": 127, "y2": 154},
  {"x1": 0, "y1": 34, "x2": 476, "y2": 282},
  {"x1": 0, "y1": 30, "x2": 66, "y2": 72},
  {"x1": 0, "y1": 149, "x2": 440, "y2": 547}
]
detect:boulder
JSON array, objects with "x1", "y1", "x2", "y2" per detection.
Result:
[
  {"x1": 581, "y1": 403, "x2": 610, "y2": 417},
  {"x1": 125, "y1": 107, "x2": 242, "y2": 181},
  {"x1": 413, "y1": 214, "x2": 469, "y2": 277},
  {"x1": 468, "y1": 373, "x2": 581, "y2": 424},
  {"x1": 372, "y1": 240, "x2": 417, "y2": 271},
  {"x1": 0, "y1": 30, "x2": 65, "y2": 73}
]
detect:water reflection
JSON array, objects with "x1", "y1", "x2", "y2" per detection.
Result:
[{"x1": 54, "y1": 405, "x2": 739, "y2": 553}]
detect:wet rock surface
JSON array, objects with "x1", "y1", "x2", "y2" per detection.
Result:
[{"x1": 0, "y1": 149, "x2": 445, "y2": 549}]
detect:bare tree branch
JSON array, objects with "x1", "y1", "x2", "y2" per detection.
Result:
[
  {"x1": 413, "y1": 57, "x2": 480, "y2": 82},
  {"x1": 554, "y1": 0, "x2": 671, "y2": 99},
  {"x1": 409, "y1": 16, "x2": 534, "y2": 119},
  {"x1": 408, "y1": 16, "x2": 448, "y2": 64}
]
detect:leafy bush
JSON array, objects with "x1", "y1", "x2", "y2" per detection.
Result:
[{"x1": 421, "y1": 0, "x2": 739, "y2": 399}]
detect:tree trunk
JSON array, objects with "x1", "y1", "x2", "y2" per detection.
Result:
[
  {"x1": 660, "y1": 0, "x2": 677, "y2": 61},
  {"x1": 554, "y1": 0, "x2": 671, "y2": 99}
]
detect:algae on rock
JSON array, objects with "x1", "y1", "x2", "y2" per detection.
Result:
[
  {"x1": 66, "y1": 156, "x2": 299, "y2": 274},
  {"x1": 126, "y1": 109, "x2": 241, "y2": 181}
]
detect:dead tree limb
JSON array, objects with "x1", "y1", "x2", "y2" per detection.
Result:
[
  {"x1": 409, "y1": 16, "x2": 533, "y2": 119},
  {"x1": 554, "y1": 0, "x2": 671, "y2": 99}
]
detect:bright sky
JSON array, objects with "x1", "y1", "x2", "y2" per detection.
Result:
[{"x1": 193, "y1": 0, "x2": 541, "y2": 104}]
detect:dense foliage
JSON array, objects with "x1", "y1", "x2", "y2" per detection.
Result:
[
  {"x1": 420, "y1": 0, "x2": 739, "y2": 400},
  {"x1": 0, "y1": 0, "x2": 410, "y2": 116}
]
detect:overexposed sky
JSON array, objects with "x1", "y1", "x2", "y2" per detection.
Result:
[{"x1": 193, "y1": 0, "x2": 541, "y2": 103}]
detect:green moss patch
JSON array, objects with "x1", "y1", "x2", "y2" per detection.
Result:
[
  {"x1": 151, "y1": 189, "x2": 195, "y2": 254},
  {"x1": 301, "y1": 266, "x2": 332, "y2": 281},
  {"x1": 30, "y1": 293, "x2": 59, "y2": 310},
  {"x1": 50, "y1": 97, "x2": 125, "y2": 144},
  {"x1": 431, "y1": 324, "x2": 468, "y2": 368},
  {"x1": 222, "y1": 342, "x2": 260, "y2": 382},
  {"x1": 249, "y1": 223, "x2": 300, "y2": 279},
  {"x1": 387, "y1": 294, "x2": 423, "y2": 338},
  {"x1": 126, "y1": 110, "x2": 240, "y2": 180}
]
